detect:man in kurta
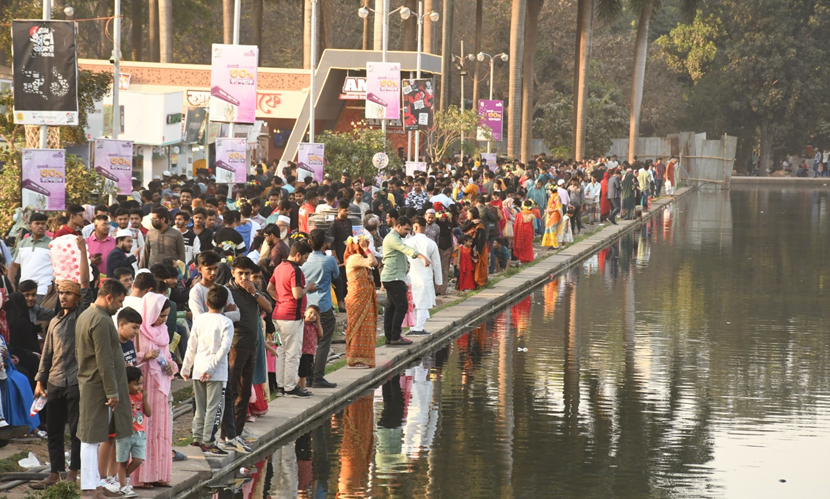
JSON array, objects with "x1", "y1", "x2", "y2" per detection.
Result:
[
  {"x1": 405, "y1": 217, "x2": 443, "y2": 336},
  {"x1": 76, "y1": 279, "x2": 132, "y2": 499}
]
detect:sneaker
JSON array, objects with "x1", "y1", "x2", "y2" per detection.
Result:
[
  {"x1": 233, "y1": 437, "x2": 253, "y2": 453},
  {"x1": 120, "y1": 485, "x2": 137, "y2": 498},
  {"x1": 241, "y1": 428, "x2": 258, "y2": 442},
  {"x1": 101, "y1": 477, "x2": 120, "y2": 493},
  {"x1": 0, "y1": 419, "x2": 8, "y2": 428},
  {"x1": 220, "y1": 437, "x2": 250, "y2": 454},
  {"x1": 201, "y1": 443, "x2": 228, "y2": 456},
  {"x1": 285, "y1": 386, "x2": 311, "y2": 398},
  {"x1": 406, "y1": 329, "x2": 430, "y2": 336},
  {"x1": 97, "y1": 486, "x2": 124, "y2": 498}
]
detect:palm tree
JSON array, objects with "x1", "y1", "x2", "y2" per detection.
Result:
[
  {"x1": 520, "y1": 0, "x2": 544, "y2": 163},
  {"x1": 148, "y1": 0, "x2": 159, "y2": 61},
  {"x1": 439, "y1": 0, "x2": 454, "y2": 110},
  {"x1": 252, "y1": 0, "x2": 263, "y2": 64},
  {"x1": 131, "y1": 0, "x2": 143, "y2": 60},
  {"x1": 423, "y1": 0, "x2": 436, "y2": 53},
  {"x1": 506, "y1": 0, "x2": 527, "y2": 159},
  {"x1": 471, "y1": 0, "x2": 483, "y2": 109},
  {"x1": 572, "y1": 0, "x2": 593, "y2": 162},
  {"x1": 303, "y1": 0, "x2": 312, "y2": 68},
  {"x1": 402, "y1": 0, "x2": 417, "y2": 51},
  {"x1": 362, "y1": 0, "x2": 372, "y2": 50},
  {"x1": 223, "y1": 0, "x2": 233, "y2": 44},
  {"x1": 159, "y1": 0, "x2": 172, "y2": 62}
]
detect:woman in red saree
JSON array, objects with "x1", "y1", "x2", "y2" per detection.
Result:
[
  {"x1": 344, "y1": 237, "x2": 378, "y2": 368},
  {"x1": 600, "y1": 171, "x2": 611, "y2": 221},
  {"x1": 512, "y1": 200, "x2": 536, "y2": 263},
  {"x1": 455, "y1": 236, "x2": 477, "y2": 291}
]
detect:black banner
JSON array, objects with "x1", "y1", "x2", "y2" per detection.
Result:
[
  {"x1": 402, "y1": 78, "x2": 434, "y2": 131},
  {"x1": 12, "y1": 20, "x2": 79, "y2": 125},
  {"x1": 183, "y1": 107, "x2": 208, "y2": 144}
]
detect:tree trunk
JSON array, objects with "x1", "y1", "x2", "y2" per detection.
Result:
[
  {"x1": 320, "y1": 0, "x2": 332, "y2": 56},
  {"x1": 628, "y1": 5, "x2": 651, "y2": 163},
  {"x1": 423, "y1": 0, "x2": 435, "y2": 53},
  {"x1": 573, "y1": 0, "x2": 593, "y2": 161},
  {"x1": 223, "y1": 0, "x2": 233, "y2": 44},
  {"x1": 439, "y1": 0, "x2": 454, "y2": 110},
  {"x1": 471, "y1": 0, "x2": 483, "y2": 107},
  {"x1": 362, "y1": 0, "x2": 371, "y2": 50},
  {"x1": 507, "y1": 0, "x2": 527, "y2": 159},
  {"x1": 159, "y1": 0, "x2": 172, "y2": 62},
  {"x1": 148, "y1": 0, "x2": 159, "y2": 61},
  {"x1": 759, "y1": 117, "x2": 772, "y2": 176},
  {"x1": 520, "y1": 0, "x2": 543, "y2": 163},
  {"x1": 97, "y1": 0, "x2": 109, "y2": 59},
  {"x1": 402, "y1": 0, "x2": 417, "y2": 52},
  {"x1": 131, "y1": 0, "x2": 143, "y2": 61},
  {"x1": 252, "y1": 0, "x2": 263, "y2": 64},
  {"x1": 303, "y1": 0, "x2": 312, "y2": 69}
]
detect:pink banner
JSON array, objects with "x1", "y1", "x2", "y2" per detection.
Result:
[
  {"x1": 94, "y1": 139, "x2": 133, "y2": 194},
  {"x1": 215, "y1": 138, "x2": 247, "y2": 184},
  {"x1": 22, "y1": 148, "x2": 65, "y2": 211},
  {"x1": 298, "y1": 143, "x2": 325, "y2": 182},
  {"x1": 366, "y1": 62, "x2": 401, "y2": 120},
  {"x1": 209, "y1": 44, "x2": 259, "y2": 123}
]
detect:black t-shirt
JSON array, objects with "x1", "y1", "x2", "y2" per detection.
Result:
[
  {"x1": 121, "y1": 339, "x2": 136, "y2": 366},
  {"x1": 213, "y1": 227, "x2": 246, "y2": 256}
]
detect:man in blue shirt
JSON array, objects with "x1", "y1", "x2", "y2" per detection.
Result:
[{"x1": 301, "y1": 229, "x2": 340, "y2": 388}]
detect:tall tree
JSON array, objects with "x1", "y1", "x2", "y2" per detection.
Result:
[
  {"x1": 439, "y1": 0, "x2": 454, "y2": 110},
  {"x1": 223, "y1": 0, "x2": 233, "y2": 44},
  {"x1": 362, "y1": 0, "x2": 371, "y2": 50},
  {"x1": 303, "y1": 0, "x2": 312, "y2": 68},
  {"x1": 520, "y1": 0, "x2": 544, "y2": 163},
  {"x1": 131, "y1": 0, "x2": 143, "y2": 61},
  {"x1": 159, "y1": 0, "x2": 172, "y2": 62},
  {"x1": 471, "y1": 0, "x2": 483, "y2": 109},
  {"x1": 572, "y1": 0, "x2": 593, "y2": 161},
  {"x1": 423, "y1": 0, "x2": 436, "y2": 53},
  {"x1": 252, "y1": 0, "x2": 263, "y2": 63},
  {"x1": 148, "y1": 0, "x2": 159, "y2": 61},
  {"x1": 507, "y1": 0, "x2": 527, "y2": 158},
  {"x1": 403, "y1": 0, "x2": 418, "y2": 51}
]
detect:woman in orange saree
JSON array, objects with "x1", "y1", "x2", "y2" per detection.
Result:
[
  {"x1": 542, "y1": 186, "x2": 563, "y2": 248},
  {"x1": 344, "y1": 237, "x2": 378, "y2": 368},
  {"x1": 465, "y1": 207, "x2": 489, "y2": 288}
]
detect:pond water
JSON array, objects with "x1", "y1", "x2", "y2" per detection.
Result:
[{"x1": 210, "y1": 187, "x2": 830, "y2": 499}]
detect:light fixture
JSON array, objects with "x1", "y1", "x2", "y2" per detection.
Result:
[
  {"x1": 476, "y1": 52, "x2": 485, "y2": 62},
  {"x1": 428, "y1": 11, "x2": 440, "y2": 22},
  {"x1": 400, "y1": 7, "x2": 411, "y2": 20},
  {"x1": 466, "y1": 54, "x2": 476, "y2": 61},
  {"x1": 358, "y1": 6, "x2": 370, "y2": 18},
  {"x1": 63, "y1": 5, "x2": 74, "y2": 17},
  {"x1": 499, "y1": 53, "x2": 509, "y2": 62}
]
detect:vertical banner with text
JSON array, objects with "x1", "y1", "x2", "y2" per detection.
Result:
[
  {"x1": 477, "y1": 100, "x2": 504, "y2": 142},
  {"x1": 366, "y1": 62, "x2": 401, "y2": 120},
  {"x1": 297, "y1": 143, "x2": 325, "y2": 182},
  {"x1": 402, "y1": 78, "x2": 434, "y2": 131},
  {"x1": 209, "y1": 44, "x2": 259, "y2": 123},
  {"x1": 12, "y1": 20, "x2": 79, "y2": 125},
  {"x1": 93, "y1": 139, "x2": 133, "y2": 193},
  {"x1": 215, "y1": 138, "x2": 248, "y2": 184},
  {"x1": 22, "y1": 148, "x2": 66, "y2": 210}
]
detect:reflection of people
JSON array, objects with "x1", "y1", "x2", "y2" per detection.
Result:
[{"x1": 338, "y1": 396, "x2": 374, "y2": 496}]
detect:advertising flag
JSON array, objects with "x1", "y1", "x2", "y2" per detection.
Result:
[
  {"x1": 22, "y1": 148, "x2": 66, "y2": 211},
  {"x1": 93, "y1": 139, "x2": 133, "y2": 194},
  {"x1": 402, "y1": 78, "x2": 434, "y2": 131},
  {"x1": 215, "y1": 138, "x2": 247, "y2": 183},
  {"x1": 12, "y1": 20, "x2": 79, "y2": 125},
  {"x1": 366, "y1": 62, "x2": 401, "y2": 120},
  {"x1": 298, "y1": 143, "x2": 325, "y2": 182},
  {"x1": 477, "y1": 100, "x2": 504, "y2": 142},
  {"x1": 209, "y1": 44, "x2": 259, "y2": 123}
]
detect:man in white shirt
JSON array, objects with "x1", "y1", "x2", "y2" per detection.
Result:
[
  {"x1": 583, "y1": 176, "x2": 602, "y2": 224},
  {"x1": 404, "y1": 217, "x2": 442, "y2": 336},
  {"x1": 9, "y1": 212, "x2": 52, "y2": 299}
]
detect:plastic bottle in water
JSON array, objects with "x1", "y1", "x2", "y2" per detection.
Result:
[{"x1": 30, "y1": 395, "x2": 47, "y2": 416}]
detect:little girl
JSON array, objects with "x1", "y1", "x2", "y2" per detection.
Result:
[
  {"x1": 297, "y1": 305, "x2": 322, "y2": 390},
  {"x1": 455, "y1": 236, "x2": 478, "y2": 292}
]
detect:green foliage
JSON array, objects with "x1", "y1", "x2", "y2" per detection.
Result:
[
  {"x1": 0, "y1": 451, "x2": 26, "y2": 473},
  {"x1": 426, "y1": 106, "x2": 484, "y2": 162},
  {"x1": 656, "y1": 12, "x2": 722, "y2": 82},
  {"x1": 316, "y1": 128, "x2": 402, "y2": 180},
  {"x1": 533, "y1": 86, "x2": 628, "y2": 158},
  {"x1": 24, "y1": 480, "x2": 80, "y2": 499}
]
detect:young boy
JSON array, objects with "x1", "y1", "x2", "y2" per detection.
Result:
[
  {"x1": 297, "y1": 305, "x2": 323, "y2": 389},
  {"x1": 118, "y1": 307, "x2": 142, "y2": 366},
  {"x1": 181, "y1": 285, "x2": 234, "y2": 455},
  {"x1": 116, "y1": 366, "x2": 152, "y2": 498}
]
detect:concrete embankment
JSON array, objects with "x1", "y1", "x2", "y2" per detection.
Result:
[
  {"x1": 731, "y1": 176, "x2": 830, "y2": 188},
  {"x1": 154, "y1": 186, "x2": 694, "y2": 499}
]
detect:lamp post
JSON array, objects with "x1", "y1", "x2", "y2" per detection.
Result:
[
  {"x1": 476, "y1": 51, "x2": 508, "y2": 153},
  {"x1": 112, "y1": 0, "x2": 121, "y2": 140},
  {"x1": 400, "y1": 1, "x2": 439, "y2": 164},
  {"x1": 358, "y1": 2, "x2": 410, "y2": 147},
  {"x1": 309, "y1": 0, "x2": 317, "y2": 142}
]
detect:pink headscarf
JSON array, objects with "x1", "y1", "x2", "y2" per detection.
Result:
[{"x1": 139, "y1": 292, "x2": 175, "y2": 395}]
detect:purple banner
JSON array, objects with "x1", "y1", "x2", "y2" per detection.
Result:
[
  {"x1": 215, "y1": 138, "x2": 247, "y2": 184},
  {"x1": 93, "y1": 139, "x2": 133, "y2": 194},
  {"x1": 477, "y1": 99, "x2": 504, "y2": 142},
  {"x1": 209, "y1": 44, "x2": 259, "y2": 123},
  {"x1": 22, "y1": 148, "x2": 65, "y2": 211},
  {"x1": 366, "y1": 62, "x2": 401, "y2": 120},
  {"x1": 297, "y1": 143, "x2": 324, "y2": 182}
]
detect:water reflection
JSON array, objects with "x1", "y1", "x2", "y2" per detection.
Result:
[{"x1": 213, "y1": 188, "x2": 830, "y2": 498}]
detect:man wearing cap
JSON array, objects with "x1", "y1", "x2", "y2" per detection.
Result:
[
  {"x1": 301, "y1": 229, "x2": 340, "y2": 389},
  {"x1": 405, "y1": 217, "x2": 442, "y2": 336},
  {"x1": 30, "y1": 237, "x2": 91, "y2": 490},
  {"x1": 106, "y1": 229, "x2": 138, "y2": 278}
]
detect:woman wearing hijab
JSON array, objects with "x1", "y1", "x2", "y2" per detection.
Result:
[
  {"x1": 4, "y1": 292, "x2": 41, "y2": 388},
  {"x1": 621, "y1": 168, "x2": 636, "y2": 220},
  {"x1": 0, "y1": 333, "x2": 40, "y2": 432},
  {"x1": 133, "y1": 293, "x2": 177, "y2": 488}
]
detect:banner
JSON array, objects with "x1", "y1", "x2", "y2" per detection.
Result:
[
  {"x1": 93, "y1": 139, "x2": 133, "y2": 194},
  {"x1": 402, "y1": 78, "x2": 434, "y2": 131},
  {"x1": 209, "y1": 44, "x2": 259, "y2": 123},
  {"x1": 481, "y1": 153, "x2": 497, "y2": 171},
  {"x1": 22, "y1": 148, "x2": 66, "y2": 210},
  {"x1": 215, "y1": 138, "x2": 247, "y2": 183},
  {"x1": 297, "y1": 143, "x2": 325, "y2": 182},
  {"x1": 405, "y1": 161, "x2": 427, "y2": 177},
  {"x1": 12, "y1": 20, "x2": 79, "y2": 126},
  {"x1": 183, "y1": 107, "x2": 208, "y2": 144},
  {"x1": 366, "y1": 62, "x2": 401, "y2": 120},
  {"x1": 477, "y1": 100, "x2": 504, "y2": 142}
]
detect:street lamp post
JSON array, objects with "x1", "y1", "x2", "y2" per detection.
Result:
[{"x1": 476, "y1": 51, "x2": 508, "y2": 153}]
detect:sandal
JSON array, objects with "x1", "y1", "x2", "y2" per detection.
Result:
[
  {"x1": 30, "y1": 475, "x2": 60, "y2": 490},
  {"x1": 347, "y1": 363, "x2": 372, "y2": 369}
]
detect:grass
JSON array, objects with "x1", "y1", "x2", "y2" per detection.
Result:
[
  {"x1": 0, "y1": 451, "x2": 25, "y2": 474},
  {"x1": 174, "y1": 435, "x2": 194, "y2": 447},
  {"x1": 172, "y1": 385, "x2": 193, "y2": 404}
]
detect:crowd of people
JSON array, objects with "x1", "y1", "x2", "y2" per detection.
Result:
[{"x1": 0, "y1": 152, "x2": 678, "y2": 498}]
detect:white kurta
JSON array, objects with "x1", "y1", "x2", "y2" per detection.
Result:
[{"x1": 405, "y1": 233, "x2": 442, "y2": 310}]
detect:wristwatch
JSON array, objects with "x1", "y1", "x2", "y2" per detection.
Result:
[{"x1": 253, "y1": 291, "x2": 260, "y2": 299}]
